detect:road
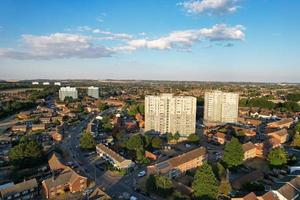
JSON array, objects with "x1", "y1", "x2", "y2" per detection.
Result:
[{"x1": 61, "y1": 112, "x2": 152, "y2": 200}]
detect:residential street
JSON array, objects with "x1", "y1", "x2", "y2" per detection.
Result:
[{"x1": 60, "y1": 112, "x2": 152, "y2": 200}]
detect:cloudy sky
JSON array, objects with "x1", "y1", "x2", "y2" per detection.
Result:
[{"x1": 0, "y1": 0, "x2": 299, "y2": 82}]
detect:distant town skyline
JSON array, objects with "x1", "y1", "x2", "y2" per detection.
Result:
[{"x1": 0, "y1": 0, "x2": 300, "y2": 82}]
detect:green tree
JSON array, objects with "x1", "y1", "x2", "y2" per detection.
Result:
[
  {"x1": 174, "y1": 132, "x2": 181, "y2": 142},
  {"x1": 187, "y1": 134, "x2": 200, "y2": 143},
  {"x1": 98, "y1": 102, "x2": 108, "y2": 112},
  {"x1": 192, "y1": 163, "x2": 218, "y2": 200},
  {"x1": 267, "y1": 148, "x2": 287, "y2": 167},
  {"x1": 9, "y1": 138, "x2": 43, "y2": 168},
  {"x1": 222, "y1": 138, "x2": 244, "y2": 168},
  {"x1": 166, "y1": 133, "x2": 174, "y2": 143},
  {"x1": 218, "y1": 178, "x2": 232, "y2": 197},
  {"x1": 151, "y1": 136, "x2": 162, "y2": 149},
  {"x1": 295, "y1": 122, "x2": 300, "y2": 133},
  {"x1": 291, "y1": 132, "x2": 300, "y2": 148},
  {"x1": 126, "y1": 134, "x2": 144, "y2": 150},
  {"x1": 155, "y1": 175, "x2": 173, "y2": 197},
  {"x1": 174, "y1": 191, "x2": 190, "y2": 200},
  {"x1": 146, "y1": 174, "x2": 156, "y2": 193},
  {"x1": 79, "y1": 132, "x2": 96, "y2": 151},
  {"x1": 144, "y1": 135, "x2": 153, "y2": 148},
  {"x1": 213, "y1": 162, "x2": 226, "y2": 180}
]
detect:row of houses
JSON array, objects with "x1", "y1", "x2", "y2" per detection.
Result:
[
  {"x1": 96, "y1": 144, "x2": 134, "y2": 169},
  {"x1": 233, "y1": 175, "x2": 300, "y2": 200},
  {"x1": 147, "y1": 147, "x2": 207, "y2": 178},
  {"x1": 0, "y1": 179, "x2": 38, "y2": 200}
]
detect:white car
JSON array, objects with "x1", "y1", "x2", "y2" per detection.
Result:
[
  {"x1": 138, "y1": 171, "x2": 146, "y2": 177},
  {"x1": 130, "y1": 196, "x2": 138, "y2": 200}
]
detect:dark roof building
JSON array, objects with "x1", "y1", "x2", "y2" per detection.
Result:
[{"x1": 0, "y1": 179, "x2": 38, "y2": 200}]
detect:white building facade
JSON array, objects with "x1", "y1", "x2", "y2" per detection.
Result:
[
  {"x1": 145, "y1": 94, "x2": 197, "y2": 137},
  {"x1": 58, "y1": 86, "x2": 78, "y2": 101},
  {"x1": 204, "y1": 91, "x2": 239, "y2": 124},
  {"x1": 87, "y1": 86, "x2": 99, "y2": 99}
]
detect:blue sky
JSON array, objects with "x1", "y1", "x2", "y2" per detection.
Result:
[{"x1": 0, "y1": 0, "x2": 299, "y2": 82}]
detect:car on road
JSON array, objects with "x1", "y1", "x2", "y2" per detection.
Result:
[{"x1": 138, "y1": 171, "x2": 146, "y2": 177}]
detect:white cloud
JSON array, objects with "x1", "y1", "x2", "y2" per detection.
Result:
[
  {"x1": 118, "y1": 24, "x2": 245, "y2": 51},
  {"x1": 92, "y1": 29, "x2": 133, "y2": 40},
  {"x1": 0, "y1": 24, "x2": 245, "y2": 60},
  {"x1": 179, "y1": 0, "x2": 240, "y2": 15},
  {"x1": 0, "y1": 33, "x2": 114, "y2": 59}
]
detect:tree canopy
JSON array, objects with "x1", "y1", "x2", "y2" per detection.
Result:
[
  {"x1": 128, "y1": 103, "x2": 145, "y2": 116},
  {"x1": 79, "y1": 132, "x2": 96, "y2": 151},
  {"x1": 151, "y1": 136, "x2": 163, "y2": 149},
  {"x1": 187, "y1": 134, "x2": 200, "y2": 143},
  {"x1": 222, "y1": 138, "x2": 244, "y2": 168},
  {"x1": 291, "y1": 132, "x2": 300, "y2": 148},
  {"x1": 267, "y1": 148, "x2": 287, "y2": 167},
  {"x1": 126, "y1": 134, "x2": 144, "y2": 150},
  {"x1": 9, "y1": 137, "x2": 43, "y2": 168},
  {"x1": 192, "y1": 163, "x2": 218, "y2": 200}
]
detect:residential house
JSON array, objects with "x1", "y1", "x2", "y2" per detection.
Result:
[
  {"x1": 0, "y1": 179, "x2": 38, "y2": 200},
  {"x1": 242, "y1": 142, "x2": 257, "y2": 160},
  {"x1": 145, "y1": 151, "x2": 158, "y2": 160},
  {"x1": 267, "y1": 118, "x2": 294, "y2": 129},
  {"x1": 238, "y1": 117, "x2": 262, "y2": 127},
  {"x1": 31, "y1": 124, "x2": 46, "y2": 132},
  {"x1": 42, "y1": 153, "x2": 87, "y2": 199},
  {"x1": 267, "y1": 129, "x2": 289, "y2": 144},
  {"x1": 17, "y1": 111, "x2": 31, "y2": 120},
  {"x1": 40, "y1": 117, "x2": 51, "y2": 124},
  {"x1": 50, "y1": 132, "x2": 63, "y2": 142},
  {"x1": 88, "y1": 187, "x2": 111, "y2": 200},
  {"x1": 232, "y1": 176, "x2": 300, "y2": 200},
  {"x1": 147, "y1": 147, "x2": 207, "y2": 178},
  {"x1": 96, "y1": 144, "x2": 134, "y2": 169},
  {"x1": 212, "y1": 132, "x2": 227, "y2": 145},
  {"x1": 11, "y1": 125, "x2": 27, "y2": 133}
]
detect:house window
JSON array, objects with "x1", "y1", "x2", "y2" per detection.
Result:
[{"x1": 14, "y1": 193, "x2": 20, "y2": 197}]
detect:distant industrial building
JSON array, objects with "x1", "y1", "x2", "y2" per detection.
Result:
[
  {"x1": 43, "y1": 82, "x2": 50, "y2": 85},
  {"x1": 58, "y1": 86, "x2": 78, "y2": 101},
  {"x1": 87, "y1": 86, "x2": 99, "y2": 99},
  {"x1": 54, "y1": 82, "x2": 61, "y2": 86},
  {"x1": 32, "y1": 81, "x2": 39, "y2": 85},
  {"x1": 145, "y1": 94, "x2": 196, "y2": 137},
  {"x1": 204, "y1": 91, "x2": 239, "y2": 125}
]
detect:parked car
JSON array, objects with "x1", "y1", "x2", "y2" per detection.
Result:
[{"x1": 138, "y1": 170, "x2": 146, "y2": 177}]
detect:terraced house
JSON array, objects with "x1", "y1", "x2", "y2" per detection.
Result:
[
  {"x1": 147, "y1": 147, "x2": 207, "y2": 178},
  {"x1": 96, "y1": 143, "x2": 134, "y2": 169}
]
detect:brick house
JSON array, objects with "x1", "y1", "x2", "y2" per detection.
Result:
[
  {"x1": 0, "y1": 179, "x2": 38, "y2": 200},
  {"x1": 147, "y1": 147, "x2": 206, "y2": 178},
  {"x1": 96, "y1": 144, "x2": 134, "y2": 169},
  {"x1": 42, "y1": 153, "x2": 87, "y2": 199},
  {"x1": 145, "y1": 151, "x2": 158, "y2": 160},
  {"x1": 267, "y1": 118, "x2": 294, "y2": 129},
  {"x1": 242, "y1": 142, "x2": 257, "y2": 160},
  {"x1": 39, "y1": 117, "x2": 52, "y2": 124},
  {"x1": 267, "y1": 129, "x2": 289, "y2": 144},
  {"x1": 211, "y1": 132, "x2": 230, "y2": 144},
  {"x1": 31, "y1": 124, "x2": 46, "y2": 132},
  {"x1": 50, "y1": 132, "x2": 63, "y2": 142},
  {"x1": 11, "y1": 125, "x2": 27, "y2": 133}
]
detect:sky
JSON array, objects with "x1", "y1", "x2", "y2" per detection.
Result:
[{"x1": 0, "y1": 0, "x2": 300, "y2": 82}]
